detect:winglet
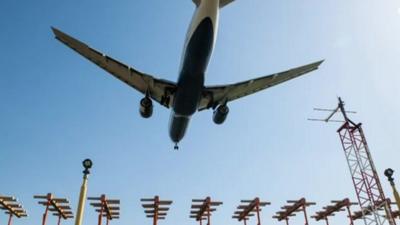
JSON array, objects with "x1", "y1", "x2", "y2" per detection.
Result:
[
  {"x1": 305, "y1": 59, "x2": 325, "y2": 72},
  {"x1": 50, "y1": 26, "x2": 88, "y2": 52},
  {"x1": 315, "y1": 59, "x2": 325, "y2": 67},
  {"x1": 51, "y1": 26, "x2": 63, "y2": 39},
  {"x1": 50, "y1": 26, "x2": 57, "y2": 33},
  {"x1": 303, "y1": 59, "x2": 325, "y2": 74}
]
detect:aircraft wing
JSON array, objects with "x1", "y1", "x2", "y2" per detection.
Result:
[
  {"x1": 198, "y1": 60, "x2": 323, "y2": 110},
  {"x1": 51, "y1": 27, "x2": 177, "y2": 108}
]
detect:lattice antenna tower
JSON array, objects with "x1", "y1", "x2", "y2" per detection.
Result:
[{"x1": 310, "y1": 97, "x2": 396, "y2": 225}]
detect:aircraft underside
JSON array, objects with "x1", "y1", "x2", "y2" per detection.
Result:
[{"x1": 51, "y1": 0, "x2": 323, "y2": 150}]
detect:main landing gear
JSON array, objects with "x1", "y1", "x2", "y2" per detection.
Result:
[{"x1": 174, "y1": 143, "x2": 179, "y2": 150}]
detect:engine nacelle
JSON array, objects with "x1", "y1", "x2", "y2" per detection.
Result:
[
  {"x1": 139, "y1": 97, "x2": 153, "y2": 118},
  {"x1": 213, "y1": 105, "x2": 229, "y2": 124}
]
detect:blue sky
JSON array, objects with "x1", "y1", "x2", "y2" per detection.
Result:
[{"x1": 1, "y1": 0, "x2": 400, "y2": 225}]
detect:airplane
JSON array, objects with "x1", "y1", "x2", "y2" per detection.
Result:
[{"x1": 51, "y1": 0, "x2": 323, "y2": 150}]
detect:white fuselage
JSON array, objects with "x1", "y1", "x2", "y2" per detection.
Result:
[
  {"x1": 180, "y1": 0, "x2": 219, "y2": 70},
  {"x1": 169, "y1": 0, "x2": 220, "y2": 144}
]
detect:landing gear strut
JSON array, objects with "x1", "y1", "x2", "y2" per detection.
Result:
[{"x1": 174, "y1": 143, "x2": 179, "y2": 150}]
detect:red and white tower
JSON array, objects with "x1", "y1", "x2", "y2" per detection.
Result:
[{"x1": 313, "y1": 98, "x2": 395, "y2": 225}]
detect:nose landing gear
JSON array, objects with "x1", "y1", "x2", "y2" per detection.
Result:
[{"x1": 174, "y1": 143, "x2": 179, "y2": 150}]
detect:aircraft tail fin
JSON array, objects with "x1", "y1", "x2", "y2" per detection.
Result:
[{"x1": 192, "y1": 0, "x2": 235, "y2": 8}]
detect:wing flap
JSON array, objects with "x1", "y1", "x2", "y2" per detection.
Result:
[{"x1": 51, "y1": 27, "x2": 176, "y2": 108}]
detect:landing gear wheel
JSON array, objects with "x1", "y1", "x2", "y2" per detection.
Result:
[{"x1": 174, "y1": 143, "x2": 179, "y2": 150}]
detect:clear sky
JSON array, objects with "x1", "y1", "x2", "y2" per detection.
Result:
[{"x1": 1, "y1": 0, "x2": 400, "y2": 225}]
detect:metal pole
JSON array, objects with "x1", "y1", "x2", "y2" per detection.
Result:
[
  {"x1": 42, "y1": 197, "x2": 51, "y2": 225},
  {"x1": 392, "y1": 184, "x2": 400, "y2": 210},
  {"x1": 385, "y1": 169, "x2": 400, "y2": 211},
  {"x1": 285, "y1": 218, "x2": 289, "y2": 225},
  {"x1": 302, "y1": 205, "x2": 309, "y2": 225},
  {"x1": 207, "y1": 201, "x2": 211, "y2": 225},
  {"x1": 255, "y1": 201, "x2": 261, "y2": 225},
  {"x1": 346, "y1": 205, "x2": 354, "y2": 225},
  {"x1": 7, "y1": 214, "x2": 13, "y2": 225},
  {"x1": 325, "y1": 217, "x2": 329, "y2": 225},
  {"x1": 75, "y1": 173, "x2": 88, "y2": 225},
  {"x1": 74, "y1": 159, "x2": 92, "y2": 225},
  {"x1": 98, "y1": 201, "x2": 103, "y2": 225},
  {"x1": 153, "y1": 196, "x2": 159, "y2": 225},
  {"x1": 57, "y1": 216, "x2": 62, "y2": 225}
]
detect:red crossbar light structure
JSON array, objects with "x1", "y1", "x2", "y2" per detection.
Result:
[
  {"x1": 387, "y1": 199, "x2": 400, "y2": 220},
  {"x1": 390, "y1": 211, "x2": 400, "y2": 220},
  {"x1": 311, "y1": 198, "x2": 357, "y2": 225},
  {"x1": 34, "y1": 193, "x2": 73, "y2": 225},
  {"x1": 0, "y1": 195, "x2": 27, "y2": 225},
  {"x1": 141, "y1": 196, "x2": 172, "y2": 225},
  {"x1": 273, "y1": 198, "x2": 315, "y2": 225},
  {"x1": 190, "y1": 197, "x2": 223, "y2": 225},
  {"x1": 351, "y1": 199, "x2": 398, "y2": 222},
  {"x1": 232, "y1": 197, "x2": 270, "y2": 225},
  {"x1": 88, "y1": 195, "x2": 120, "y2": 225}
]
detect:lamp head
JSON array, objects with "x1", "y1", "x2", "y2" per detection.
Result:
[
  {"x1": 82, "y1": 159, "x2": 93, "y2": 174},
  {"x1": 384, "y1": 168, "x2": 394, "y2": 182}
]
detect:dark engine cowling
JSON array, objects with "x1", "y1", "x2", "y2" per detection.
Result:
[
  {"x1": 139, "y1": 97, "x2": 153, "y2": 118},
  {"x1": 213, "y1": 105, "x2": 229, "y2": 124}
]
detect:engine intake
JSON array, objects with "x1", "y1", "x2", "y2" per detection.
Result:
[
  {"x1": 213, "y1": 105, "x2": 229, "y2": 124},
  {"x1": 139, "y1": 97, "x2": 153, "y2": 118}
]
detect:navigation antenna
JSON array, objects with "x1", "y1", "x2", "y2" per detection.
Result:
[
  {"x1": 308, "y1": 97, "x2": 357, "y2": 123},
  {"x1": 309, "y1": 97, "x2": 396, "y2": 225}
]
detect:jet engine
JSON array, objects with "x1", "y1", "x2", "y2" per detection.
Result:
[
  {"x1": 139, "y1": 97, "x2": 153, "y2": 118},
  {"x1": 213, "y1": 105, "x2": 229, "y2": 124}
]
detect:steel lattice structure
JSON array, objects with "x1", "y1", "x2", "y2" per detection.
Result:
[
  {"x1": 333, "y1": 98, "x2": 395, "y2": 225},
  {"x1": 338, "y1": 124, "x2": 394, "y2": 225}
]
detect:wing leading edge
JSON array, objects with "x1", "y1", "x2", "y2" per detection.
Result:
[
  {"x1": 198, "y1": 60, "x2": 324, "y2": 110},
  {"x1": 52, "y1": 27, "x2": 323, "y2": 112},
  {"x1": 51, "y1": 27, "x2": 176, "y2": 108}
]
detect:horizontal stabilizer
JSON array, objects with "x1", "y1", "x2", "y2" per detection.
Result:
[{"x1": 192, "y1": 0, "x2": 234, "y2": 8}]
